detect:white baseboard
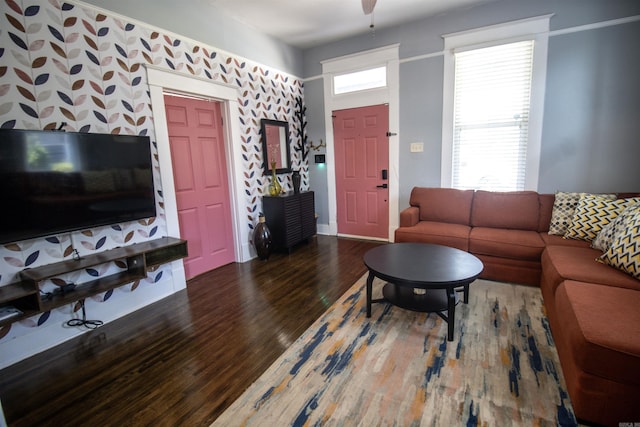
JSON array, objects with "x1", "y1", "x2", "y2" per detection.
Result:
[{"x1": 317, "y1": 224, "x2": 332, "y2": 235}]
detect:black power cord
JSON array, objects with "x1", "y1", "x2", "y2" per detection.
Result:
[
  {"x1": 66, "y1": 299, "x2": 103, "y2": 329},
  {"x1": 40, "y1": 283, "x2": 76, "y2": 301}
]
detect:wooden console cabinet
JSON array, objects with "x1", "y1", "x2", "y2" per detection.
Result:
[
  {"x1": 262, "y1": 191, "x2": 315, "y2": 252},
  {"x1": 0, "y1": 237, "x2": 187, "y2": 326}
]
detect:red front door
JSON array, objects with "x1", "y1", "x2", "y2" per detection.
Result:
[
  {"x1": 164, "y1": 94, "x2": 235, "y2": 279},
  {"x1": 334, "y1": 104, "x2": 389, "y2": 239}
]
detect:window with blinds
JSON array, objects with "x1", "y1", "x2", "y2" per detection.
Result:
[{"x1": 452, "y1": 40, "x2": 534, "y2": 191}]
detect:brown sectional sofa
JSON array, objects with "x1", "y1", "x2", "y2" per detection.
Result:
[{"x1": 395, "y1": 187, "x2": 640, "y2": 426}]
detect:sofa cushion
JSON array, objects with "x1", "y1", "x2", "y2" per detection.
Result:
[
  {"x1": 541, "y1": 245, "x2": 640, "y2": 293},
  {"x1": 470, "y1": 227, "x2": 545, "y2": 261},
  {"x1": 555, "y1": 281, "x2": 640, "y2": 386},
  {"x1": 538, "y1": 194, "x2": 555, "y2": 232},
  {"x1": 600, "y1": 209, "x2": 640, "y2": 280},
  {"x1": 548, "y1": 191, "x2": 616, "y2": 236},
  {"x1": 564, "y1": 195, "x2": 640, "y2": 242},
  {"x1": 471, "y1": 190, "x2": 539, "y2": 230},
  {"x1": 540, "y1": 233, "x2": 591, "y2": 248},
  {"x1": 409, "y1": 187, "x2": 474, "y2": 226},
  {"x1": 394, "y1": 221, "x2": 470, "y2": 251}
]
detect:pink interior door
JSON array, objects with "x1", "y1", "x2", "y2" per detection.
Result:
[
  {"x1": 334, "y1": 104, "x2": 389, "y2": 239},
  {"x1": 164, "y1": 94, "x2": 235, "y2": 279}
]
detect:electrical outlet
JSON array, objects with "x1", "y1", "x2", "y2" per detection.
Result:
[{"x1": 410, "y1": 142, "x2": 424, "y2": 153}]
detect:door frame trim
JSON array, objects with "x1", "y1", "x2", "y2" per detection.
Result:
[
  {"x1": 146, "y1": 66, "x2": 250, "y2": 287},
  {"x1": 321, "y1": 45, "x2": 400, "y2": 241}
]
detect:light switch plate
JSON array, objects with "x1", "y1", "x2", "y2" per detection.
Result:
[{"x1": 410, "y1": 142, "x2": 424, "y2": 153}]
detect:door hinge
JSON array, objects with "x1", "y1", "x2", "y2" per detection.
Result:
[{"x1": 386, "y1": 131, "x2": 397, "y2": 137}]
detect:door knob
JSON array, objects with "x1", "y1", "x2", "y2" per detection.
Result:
[{"x1": 376, "y1": 184, "x2": 388, "y2": 189}]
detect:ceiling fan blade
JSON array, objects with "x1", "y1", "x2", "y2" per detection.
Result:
[{"x1": 362, "y1": 0, "x2": 377, "y2": 15}]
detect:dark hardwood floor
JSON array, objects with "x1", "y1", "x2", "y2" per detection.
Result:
[{"x1": 0, "y1": 235, "x2": 383, "y2": 427}]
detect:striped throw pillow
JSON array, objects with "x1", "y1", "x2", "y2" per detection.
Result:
[
  {"x1": 564, "y1": 196, "x2": 640, "y2": 242},
  {"x1": 600, "y1": 210, "x2": 640, "y2": 279}
]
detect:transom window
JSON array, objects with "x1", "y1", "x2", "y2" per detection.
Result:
[{"x1": 333, "y1": 66, "x2": 386, "y2": 95}]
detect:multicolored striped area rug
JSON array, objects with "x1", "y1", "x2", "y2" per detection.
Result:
[{"x1": 212, "y1": 275, "x2": 578, "y2": 426}]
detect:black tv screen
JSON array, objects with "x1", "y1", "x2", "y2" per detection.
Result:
[{"x1": 0, "y1": 129, "x2": 156, "y2": 244}]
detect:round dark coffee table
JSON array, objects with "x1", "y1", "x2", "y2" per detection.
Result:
[{"x1": 363, "y1": 243, "x2": 483, "y2": 341}]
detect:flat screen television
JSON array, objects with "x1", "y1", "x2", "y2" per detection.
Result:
[{"x1": 0, "y1": 129, "x2": 156, "y2": 244}]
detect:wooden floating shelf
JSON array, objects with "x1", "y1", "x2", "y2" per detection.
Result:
[{"x1": 0, "y1": 237, "x2": 188, "y2": 327}]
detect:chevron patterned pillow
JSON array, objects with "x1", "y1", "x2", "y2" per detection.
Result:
[
  {"x1": 600, "y1": 210, "x2": 640, "y2": 279},
  {"x1": 548, "y1": 191, "x2": 615, "y2": 235},
  {"x1": 592, "y1": 203, "x2": 640, "y2": 251},
  {"x1": 564, "y1": 196, "x2": 640, "y2": 242}
]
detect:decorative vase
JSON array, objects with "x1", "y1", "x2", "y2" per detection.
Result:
[
  {"x1": 253, "y1": 214, "x2": 272, "y2": 260},
  {"x1": 268, "y1": 161, "x2": 281, "y2": 196},
  {"x1": 292, "y1": 170, "x2": 301, "y2": 194}
]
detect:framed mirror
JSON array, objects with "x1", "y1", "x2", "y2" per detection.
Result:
[{"x1": 261, "y1": 119, "x2": 291, "y2": 174}]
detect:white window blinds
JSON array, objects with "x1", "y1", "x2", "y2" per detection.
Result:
[{"x1": 452, "y1": 40, "x2": 534, "y2": 191}]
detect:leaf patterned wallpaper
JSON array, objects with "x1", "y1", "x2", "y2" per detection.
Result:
[{"x1": 0, "y1": 0, "x2": 305, "y2": 347}]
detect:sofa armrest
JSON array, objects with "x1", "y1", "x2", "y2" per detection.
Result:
[{"x1": 399, "y1": 206, "x2": 420, "y2": 227}]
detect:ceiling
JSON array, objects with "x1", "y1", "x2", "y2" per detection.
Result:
[{"x1": 208, "y1": 0, "x2": 501, "y2": 48}]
